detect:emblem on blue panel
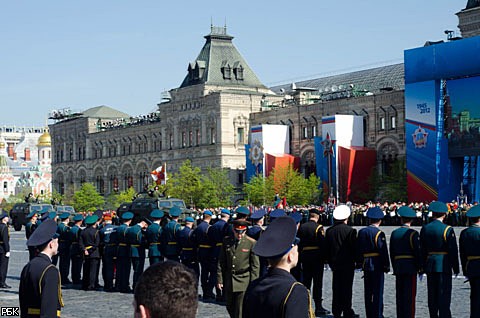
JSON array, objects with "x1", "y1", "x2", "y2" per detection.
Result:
[
  {"x1": 412, "y1": 126, "x2": 428, "y2": 148},
  {"x1": 321, "y1": 132, "x2": 336, "y2": 157},
  {"x1": 249, "y1": 139, "x2": 264, "y2": 166}
]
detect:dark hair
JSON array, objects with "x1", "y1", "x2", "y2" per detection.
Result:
[{"x1": 134, "y1": 261, "x2": 198, "y2": 318}]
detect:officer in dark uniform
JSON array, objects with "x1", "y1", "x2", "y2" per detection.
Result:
[
  {"x1": 145, "y1": 209, "x2": 164, "y2": 265},
  {"x1": 99, "y1": 212, "x2": 117, "y2": 292},
  {"x1": 217, "y1": 220, "x2": 259, "y2": 318},
  {"x1": 161, "y1": 206, "x2": 182, "y2": 261},
  {"x1": 325, "y1": 205, "x2": 359, "y2": 318},
  {"x1": 40, "y1": 212, "x2": 59, "y2": 266},
  {"x1": 459, "y1": 205, "x2": 480, "y2": 318},
  {"x1": 69, "y1": 214, "x2": 84, "y2": 285},
  {"x1": 192, "y1": 210, "x2": 214, "y2": 300},
  {"x1": 357, "y1": 206, "x2": 390, "y2": 318},
  {"x1": 57, "y1": 212, "x2": 71, "y2": 285},
  {"x1": 19, "y1": 219, "x2": 64, "y2": 317},
  {"x1": 389, "y1": 206, "x2": 421, "y2": 318},
  {"x1": 178, "y1": 216, "x2": 199, "y2": 277},
  {"x1": 420, "y1": 201, "x2": 459, "y2": 318},
  {"x1": 209, "y1": 208, "x2": 231, "y2": 302},
  {"x1": 25, "y1": 212, "x2": 39, "y2": 261},
  {"x1": 247, "y1": 209, "x2": 267, "y2": 277},
  {"x1": 243, "y1": 216, "x2": 314, "y2": 318},
  {"x1": 79, "y1": 215, "x2": 100, "y2": 291},
  {"x1": 127, "y1": 218, "x2": 148, "y2": 290},
  {"x1": 0, "y1": 212, "x2": 10, "y2": 289},
  {"x1": 297, "y1": 208, "x2": 329, "y2": 317},
  {"x1": 116, "y1": 211, "x2": 133, "y2": 293}
]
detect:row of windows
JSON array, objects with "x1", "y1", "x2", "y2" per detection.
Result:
[{"x1": 300, "y1": 116, "x2": 397, "y2": 140}]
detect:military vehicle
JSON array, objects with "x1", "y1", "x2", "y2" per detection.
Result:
[{"x1": 10, "y1": 203, "x2": 55, "y2": 231}]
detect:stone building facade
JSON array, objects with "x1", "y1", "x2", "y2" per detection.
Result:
[
  {"x1": 252, "y1": 63, "x2": 405, "y2": 179},
  {"x1": 50, "y1": 27, "x2": 278, "y2": 196},
  {"x1": 457, "y1": 0, "x2": 480, "y2": 38}
]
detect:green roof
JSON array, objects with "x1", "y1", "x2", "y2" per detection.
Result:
[
  {"x1": 180, "y1": 26, "x2": 267, "y2": 89},
  {"x1": 82, "y1": 105, "x2": 130, "y2": 119}
]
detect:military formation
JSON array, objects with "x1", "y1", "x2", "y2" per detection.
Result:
[{"x1": 1, "y1": 200, "x2": 480, "y2": 317}]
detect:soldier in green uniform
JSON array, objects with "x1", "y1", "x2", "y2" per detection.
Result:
[
  {"x1": 57, "y1": 212, "x2": 71, "y2": 285},
  {"x1": 420, "y1": 201, "x2": 459, "y2": 318},
  {"x1": 217, "y1": 220, "x2": 259, "y2": 318},
  {"x1": 459, "y1": 205, "x2": 480, "y2": 318},
  {"x1": 127, "y1": 218, "x2": 148, "y2": 290},
  {"x1": 19, "y1": 219, "x2": 64, "y2": 317},
  {"x1": 145, "y1": 209, "x2": 164, "y2": 265},
  {"x1": 116, "y1": 211, "x2": 133, "y2": 293},
  {"x1": 161, "y1": 206, "x2": 182, "y2": 261},
  {"x1": 390, "y1": 206, "x2": 422, "y2": 318}
]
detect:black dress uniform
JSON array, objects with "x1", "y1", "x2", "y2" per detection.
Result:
[
  {"x1": 420, "y1": 201, "x2": 459, "y2": 318},
  {"x1": 389, "y1": 206, "x2": 422, "y2": 318},
  {"x1": 297, "y1": 213, "x2": 327, "y2": 316},
  {"x1": 192, "y1": 214, "x2": 215, "y2": 299},
  {"x1": 79, "y1": 215, "x2": 101, "y2": 290},
  {"x1": 161, "y1": 207, "x2": 182, "y2": 262},
  {"x1": 325, "y1": 205, "x2": 359, "y2": 318},
  {"x1": 25, "y1": 212, "x2": 39, "y2": 261},
  {"x1": 459, "y1": 205, "x2": 480, "y2": 318},
  {"x1": 243, "y1": 216, "x2": 314, "y2": 318},
  {"x1": 57, "y1": 214, "x2": 71, "y2": 284},
  {"x1": 0, "y1": 213, "x2": 10, "y2": 288},
  {"x1": 99, "y1": 220, "x2": 117, "y2": 292},
  {"x1": 247, "y1": 209, "x2": 267, "y2": 277},
  {"x1": 356, "y1": 207, "x2": 390, "y2": 318},
  {"x1": 19, "y1": 219, "x2": 64, "y2": 318},
  {"x1": 177, "y1": 217, "x2": 199, "y2": 277},
  {"x1": 69, "y1": 216, "x2": 83, "y2": 285}
]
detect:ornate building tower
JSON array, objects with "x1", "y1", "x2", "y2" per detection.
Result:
[{"x1": 457, "y1": 0, "x2": 480, "y2": 38}]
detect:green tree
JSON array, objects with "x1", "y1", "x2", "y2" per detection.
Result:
[
  {"x1": 243, "y1": 174, "x2": 274, "y2": 206},
  {"x1": 168, "y1": 160, "x2": 203, "y2": 208},
  {"x1": 377, "y1": 157, "x2": 407, "y2": 202},
  {"x1": 73, "y1": 183, "x2": 105, "y2": 212},
  {"x1": 198, "y1": 167, "x2": 235, "y2": 208},
  {"x1": 269, "y1": 166, "x2": 322, "y2": 206},
  {"x1": 104, "y1": 187, "x2": 137, "y2": 210}
]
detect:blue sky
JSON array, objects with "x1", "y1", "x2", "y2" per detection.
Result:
[{"x1": 0, "y1": 0, "x2": 466, "y2": 126}]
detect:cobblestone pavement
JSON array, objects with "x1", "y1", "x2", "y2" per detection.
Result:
[{"x1": 0, "y1": 226, "x2": 471, "y2": 317}]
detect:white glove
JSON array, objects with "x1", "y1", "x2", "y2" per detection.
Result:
[
  {"x1": 454, "y1": 273, "x2": 459, "y2": 279},
  {"x1": 5, "y1": 252, "x2": 10, "y2": 258},
  {"x1": 418, "y1": 274, "x2": 424, "y2": 281}
]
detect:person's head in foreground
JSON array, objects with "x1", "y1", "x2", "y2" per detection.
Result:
[{"x1": 133, "y1": 261, "x2": 198, "y2": 318}]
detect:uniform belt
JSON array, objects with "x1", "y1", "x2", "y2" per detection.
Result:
[
  {"x1": 28, "y1": 308, "x2": 61, "y2": 317},
  {"x1": 394, "y1": 255, "x2": 414, "y2": 260},
  {"x1": 119, "y1": 243, "x2": 127, "y2": 246},
  {"x1": 131, "y1": 244, "x2": 140, "y2": 247},
  {"x1": 467, "y1": 256, "x2": 480, "y2": 261},
  {"x1": 428, "y1": 251, "x2": 448, "y2": 255},
  {"x1": 216, "y1": 243, "x2": 223, "y2": 246},
  {"x1": 303, "y1": 246, "x2": 320, "y2": 251},
  {"x1": 232, "y1": 268, "x2": 250, "y2": 275},
  {"x1": 167, "y1": 242, "x2": 177, "y2": 245},
  {"x1": 85, "y1": 246, "x2": 93, "y2": 250},
  {"x1": 107, "y1": 244, "x2": 116, "y2": 246},
  {"x1": 199, "y1": 245, "x2": 212, "y2": 248},
  {"x1": 363, "y1": 252, "x2": 380, "y2": 257},
  {"x1": 182, "y1": 247, "x2": 194, "y2": 251},
  {"x1": 150, "y1": 242, "x2": 161, "y2": 245}
]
